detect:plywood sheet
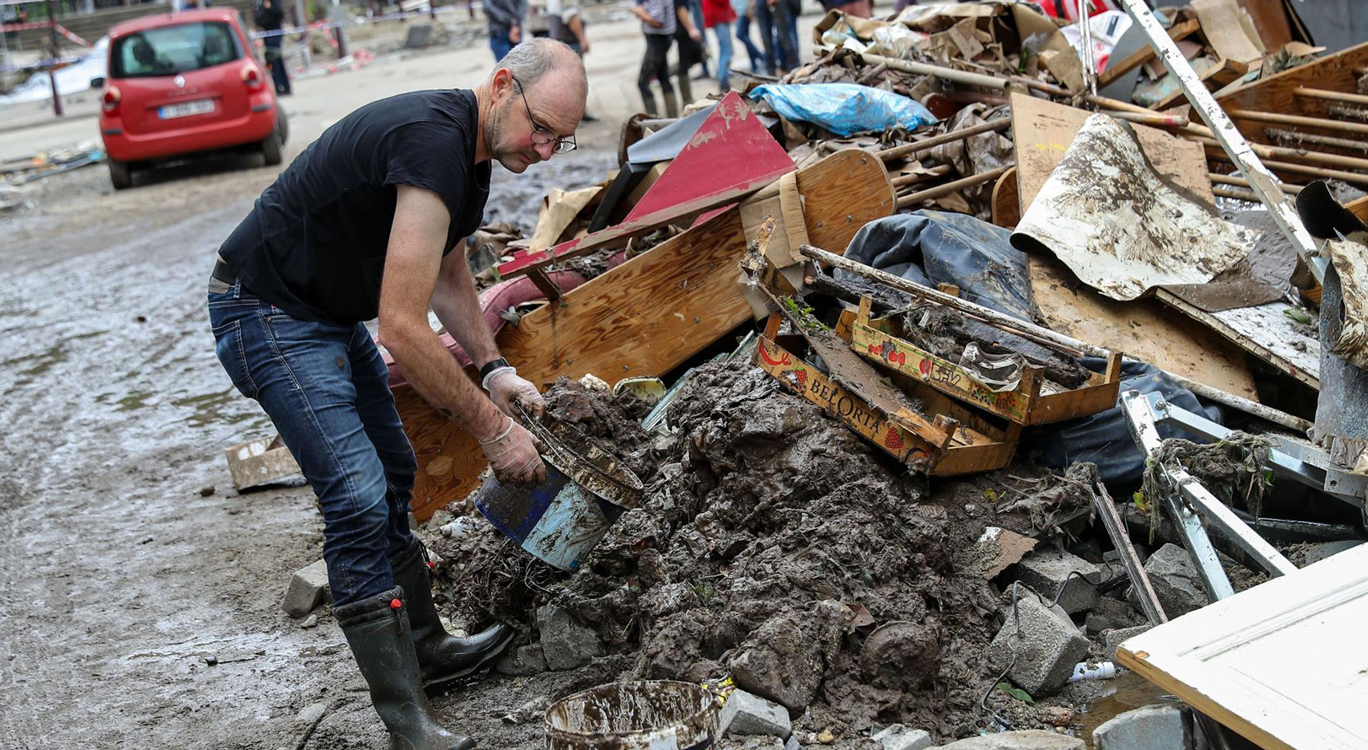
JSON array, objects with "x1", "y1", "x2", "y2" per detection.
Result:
[
  {"x1": 1117, "y1": 543, "x2": 1368, "y2": 750},
  {"x1": 1029, "y1": 255, "x2": 1257, "y2": 397},
  {"x1": 1011, "y1": 93, "x2": 1214, "y2": 216},
  {"x1": 1155, "y1": 291, "x2": 1320, "y2": 389},
  {"x1": 793, "y1": 148, "x2": 896, "y2": 254},
  {"x1": 1216, "y1": 41, "x2": 1368, "y2": 149}
]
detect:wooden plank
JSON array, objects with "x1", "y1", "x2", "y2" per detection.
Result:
[
  {"x1": 1011, "y1": 93, "x2": 1214, "y2": 218},
  {"x1": 1216, "y1": 40, "x2": 1368, "y2": 149},
  {"x1": 1028, "y1": 255, "x2": 1257, "y2": 398},
  {"x1": 990, "y1": 166, "x2": 1020, "y2": 229},
  {"x1": 1154, "y1": 291, "x2": 1320, "y2": 390},
  {"x1": 793, "y1": 148, "x2": 896, "y2": 254},
  {"x1": 1097, "y1": 18, "x2": 1201, "y2": 88},
  {"x1": 1117, "y1": 543, "x2": 1368, "y2": 750},
  {"x1": 1347, "y1": 195, "x2": 1368, "y2": 224}
]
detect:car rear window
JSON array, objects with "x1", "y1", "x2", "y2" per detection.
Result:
[{"x1": 111, "y1": 21, "x2": 242, "y2": 79}]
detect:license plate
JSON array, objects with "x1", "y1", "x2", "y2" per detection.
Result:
[{"x1": 158, "y1": 99, "x2": 215, "y2": 119}]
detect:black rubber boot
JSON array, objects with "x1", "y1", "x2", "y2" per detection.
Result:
[
  {"x1": 391, "y1": 540, "x2": 514, "y2": 690},
  {"x1": 335, "y1": 587, "x2": 476, "y2": 750}
]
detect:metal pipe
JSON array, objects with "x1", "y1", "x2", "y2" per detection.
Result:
[
  {"x1": 1328, "y1": 103, "x2": 1368, "y2": 123},
  {"x1": 799, "y1": 244, "x2": 1315, "y2": 433},
  {"x1": 1078, "y1": 0, "x2": 1096, "y2": 96},
  {"x1": 1265, "y1": 127, "x2": 1368, "y2": 155},
  {"x1": 830, "y1": 47, "x2": 1071, "y2": 98},
  {"x1": 1209, "y1": 172, "x2": 1303, "y2": 194},
  {"x1": 1204, "y1": 150, "x2": 1368, "y2": 186},
  {"x1": 896, "y1": 167, "x2": 1007, "y2": 208},
  {"x1": 1111, "y1": 111, "x2": 1190, "y2": 128},
  {"x1": 876, "y1": 118, "x2": 1011, "y2": 162},
  {"x1": 1295, "y1": 86, "x2": 1368, "y2": 108},
  {"x1": 1226, "y1": 108, "x2": 1368, "y2": 137}
]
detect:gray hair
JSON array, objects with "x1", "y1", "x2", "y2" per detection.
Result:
[{"x1": 490, "y1": 38, "x2": 586, "y2": 92}]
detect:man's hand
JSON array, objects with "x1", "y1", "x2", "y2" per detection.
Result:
[
  {"x1": 480, "y1": 417, "x2": 548, "y2": 487},
  {"x1": 688, "y1": 26, "x2": 701, "y2": 41},
  {"x1": 484, "y1": 366, "x2": 546, "y2": 419},
  {"x1": 509, "y1": 24, "x2": 522, "y2": 42}
]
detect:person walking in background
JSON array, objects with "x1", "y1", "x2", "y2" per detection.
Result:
[
  {"x1": 485, "y1": 0, "x2": 527, "y2": 60},
  {"x1": 702, "y1": 0, "x2": 735, "y2": 90},
  {"x1": 671, "y1": 0, "x2": 705, "y2": 106},
  {"x1": 632, "y1": 0, "x2": 677, "y2": 117},
  {"x1": 732, "y1": 0, "x2": 763, "y2": 73},
  {"x1": 775, "y1": 0, "x2": 799, "y2": 70},
  {"x1": 753, "y1": 0, "x2": 793, "y2": 75},
  {"x1": 254, "y1": 0, "x2": 291, "y2": 95}
]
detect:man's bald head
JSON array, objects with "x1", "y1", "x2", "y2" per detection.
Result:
[{"x1": 489, "y1": 38, "x2": 587, "y2": 101}]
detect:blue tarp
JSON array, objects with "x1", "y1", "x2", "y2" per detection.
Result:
[{"x1": 748, "y1": 83, "x2": 937, "y2": 137}]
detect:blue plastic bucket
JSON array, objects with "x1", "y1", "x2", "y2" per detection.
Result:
[{"x1": 475, "y1": 421, "x2": 644, "y2": 570}]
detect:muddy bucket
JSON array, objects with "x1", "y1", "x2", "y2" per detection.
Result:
[
  {"x1": 474, "y1": 419, "x2": 644, "y2": 570},
  {"x1": 544, "y1": 680, "x2": 720, "y2": 750}
]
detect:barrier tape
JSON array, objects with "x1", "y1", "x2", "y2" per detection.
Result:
[{"x1": 0, "y1": 20, "x2": 89, "y2": 46}]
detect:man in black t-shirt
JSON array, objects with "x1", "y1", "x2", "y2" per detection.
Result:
[{"x1": 208, "y1": 39, "x2": 586, "y2": 749}]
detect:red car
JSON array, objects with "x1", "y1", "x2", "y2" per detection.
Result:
[{"x1": 99, "y1": 8, "x2": 288, "y2": 189}]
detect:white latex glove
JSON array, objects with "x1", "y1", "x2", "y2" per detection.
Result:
[
  {"x1": 479, "y1": 416, "x2": 547, "y2": 487},
  {"x1": 483, "y1": 366, "x2": 546, "y2": 419}
]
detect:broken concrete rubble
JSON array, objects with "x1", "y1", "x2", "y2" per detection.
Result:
[
  {"x1": 1092, "y1": 703, "x2": 1193, "y2": 750},
  {"x1": 873, "y1": 724, "x2": 933, "y2": 750},
  {"x1": 989, "y1": 590, "x2": 1090, "y2": 697},
  {"x1": 280, "y1": 559, "x2": 329, "y2": 619},
  {"x1": 719, "y1": 688, "x2": 792, "y2": 739},
  {"x1": 1137, "y1": 544, "x2": 1209, "y2": 619},
  {"x1": 536, "y1": 604, "x2": 603, "y2": 671},
  {"x1": 494, "y1": 643, "x2": 547, "y2": 677},
  {"x1": 930, "y1": 730, "x2": 1084, "y2": 750},
  {"x1": 1103, "y1": 625, "x2": 1152, "y2": 658},
  {"x1": 1013, "y1": 549, "x2": 1100, "y2": 615}
]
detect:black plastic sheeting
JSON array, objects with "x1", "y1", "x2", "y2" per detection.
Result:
[
  {"x1": 835, "y1": 210, "x2": 1219, "y2": 488},
  {"x1": 841, "y1": 210, "x2": 1035, "y2": 321}
]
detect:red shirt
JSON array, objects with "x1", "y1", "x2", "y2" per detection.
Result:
[{"x1": 701, "y1": 0, "x2": 736, "y2": 28}]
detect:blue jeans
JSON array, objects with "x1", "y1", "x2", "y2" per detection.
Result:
[
  {"x1": 712, "y1": 22, "x2": 733, "y2": 87},
  {"x1": 263, "y1": 35, "x2": 291, "y2": 94},
  {"x1": 208, "y1": 281, "x2": 416, "y2": 606},
  {"x1": 735, "y1": 15, "x2": 763, "y2": 72},
  {"x1": 490, "y1": 29, "x2": 513, "y2": 61}
]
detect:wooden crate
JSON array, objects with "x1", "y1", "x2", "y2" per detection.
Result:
[
  {"x1": 755, "y1": 316, "x2": 1018, "y2": 476},
  {"x1": 847, "y1": 300, "x2": 1121, "y2": 426}
]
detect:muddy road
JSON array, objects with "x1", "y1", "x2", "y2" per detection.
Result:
[{"x1": 0, "y1": 22, "x2": 644, "y2": 748}]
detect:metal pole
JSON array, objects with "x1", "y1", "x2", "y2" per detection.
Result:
[
  {"x1": 1077, "y1": 0, "x2": 1095, "y2": 96},
  {"x1": 45, "y1": 0, "x2": 61, "y2": 116}
]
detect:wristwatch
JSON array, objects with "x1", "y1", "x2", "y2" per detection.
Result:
[{"x1": 479, "y1": 357, "x2": 510, "y2": 381}]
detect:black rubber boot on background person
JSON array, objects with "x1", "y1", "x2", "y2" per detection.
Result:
[
  {"x1": 335, "y1": 588, "x2": 476, "y2": 750},
  {"x1": 391, "y1": 539, "x2": 515, "y2": 690},
  {"x1": 663, "y1": 91, "x2": 680, "y2": 119}
]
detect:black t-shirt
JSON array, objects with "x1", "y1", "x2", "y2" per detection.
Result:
[{"x1": 219, "y1": 89, "x2": 490, "y2": 324}]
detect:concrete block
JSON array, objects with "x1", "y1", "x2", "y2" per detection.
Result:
[
  {"x1": 989, "y1": 593, "x2": 1090, "y2": 697},
  {"x1": 1085, "y1": 597, "x2": 1143, "y2": 635},
  {"x1": 280, "y1": 559, "x2": 329, "y2": 619},
  {"x1": 718, "y1": 737, "x2": 784, "y2": 750},
  {"x1": 719, "y1": 689, "x2": 791, "y2": 738},
  {"x1": 537, "y1": 604, "x2": 603, "y2": 671},
  {"x1": 1015, "y1": 549, "x2": 1100, "y2": 614},
  {"x1": 932, "y1": 730, "x2": 1084, "y2": 749},
  {"x1": 495, "y1": 643, "x2": 547, "y2": 676},
  {"x1": 784, "y1": 736, "x2": 801, "y2": 750},
  {"x1": 1103, "y1": 625, "x2": 1152, "y2": 658},
  {"x1": 873, "y1": 723, "x2": 933, "y2": 750},
  {"x1": 1093, "y1": 703, "x2": 1192, "y2": 750},
  {"x1": 1141, "y1": 544, "x2": 1208, "y2": 618}
]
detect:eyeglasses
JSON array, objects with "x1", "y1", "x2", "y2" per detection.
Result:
[{"x1": 511, "y1": 74, "x2": 577, "y2": 154}]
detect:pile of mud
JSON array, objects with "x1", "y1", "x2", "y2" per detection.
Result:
[{"x1": 431, "y1": 361, "x2": 1091, "y2": 742}]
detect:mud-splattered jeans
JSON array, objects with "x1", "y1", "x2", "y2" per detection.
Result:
[{"x1": 208, "y1": 280, "x2": 415, "y2": 606}]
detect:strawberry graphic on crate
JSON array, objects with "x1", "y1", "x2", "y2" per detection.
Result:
[
  {"x1": 884, "y1": 426, "x2": 904, "y2": 451},
  {"x1": 794, "y1": 369, "x2": 808, "y2": 389},
  {"x1": 918, "y1": 358, "x2": 931, "y2": 376}
]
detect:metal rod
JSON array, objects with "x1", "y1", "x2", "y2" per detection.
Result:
[
  {"x1": 1265, "y1": 127, "x2": 1368, "y2": 155},
  {"x1": 800, "y1": 244, "x2": 1315, "y2": 433},
  {"x1": 896, "y1": 167, "x2": 1007, "y2": 208},
  {"x1": 1295, "y1": 86, "x2": 1368, "y2": 108},
  {"x1": 1212, "y1": 186, "x2": 1260, "y2": 201},
  {"x1": 1091, "y1": 479, "x2": 1168, "y2": 625},
  {"x1": 831, "y1": 48, "x2": 1071, "y2": 98},
  {"x1": 1078, "y1": 0, "x2": 1096, "y2": 96},
  {"x1": 1121, "y1": 391, "x2": 1236, "y2": 601},
  {"x1": 1226, "y1": 108, "x2": 1368, "y2": 137},
  {"x1": 891, "y1": 164, "x2": 953, "y2": 187},
  {"x1": 1111, "y1": 110, "x2": 1190, "y2": 128},
  {"x1": 1328, "y1": 103, "x2": 1368, "y2": 123},
  {"x1": 1204, "y1": 149, "x2": 1368, "y2": 186},
  {"x1": 1209, "y1": 172, "x2": 1302, "y2": 194},
  {"x1": 1117, "y1": 0, "x2": 1324, "y2": 285},
  {"x1": 877, "y1": 118, "x2": 1011, "y2": 162}
]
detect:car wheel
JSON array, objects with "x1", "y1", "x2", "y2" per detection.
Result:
[
  {"x1": 275, "y1": 107, "x2": 290, "y2": 147},
  {"x1": 261, "y1": 128, "x2": 283, "y2": 167},
  {"x1": 108, "y1": 157, "x2": 133, "y2": 190}
]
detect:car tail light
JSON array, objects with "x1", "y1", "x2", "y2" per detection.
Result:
[
  {"x1": 102, "y1": 85, "x2": 121, "y2": 113},
  {"x1": 241, "y1": 63, "x2": 263, "y2": 88}
]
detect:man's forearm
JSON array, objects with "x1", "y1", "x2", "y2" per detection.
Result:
[
  {"x1": 383, "y1": 320, "x2": 505, "y2": 440},
  {"x1": 431, "y1": 253, "x2": 502, "y2": 371}
]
